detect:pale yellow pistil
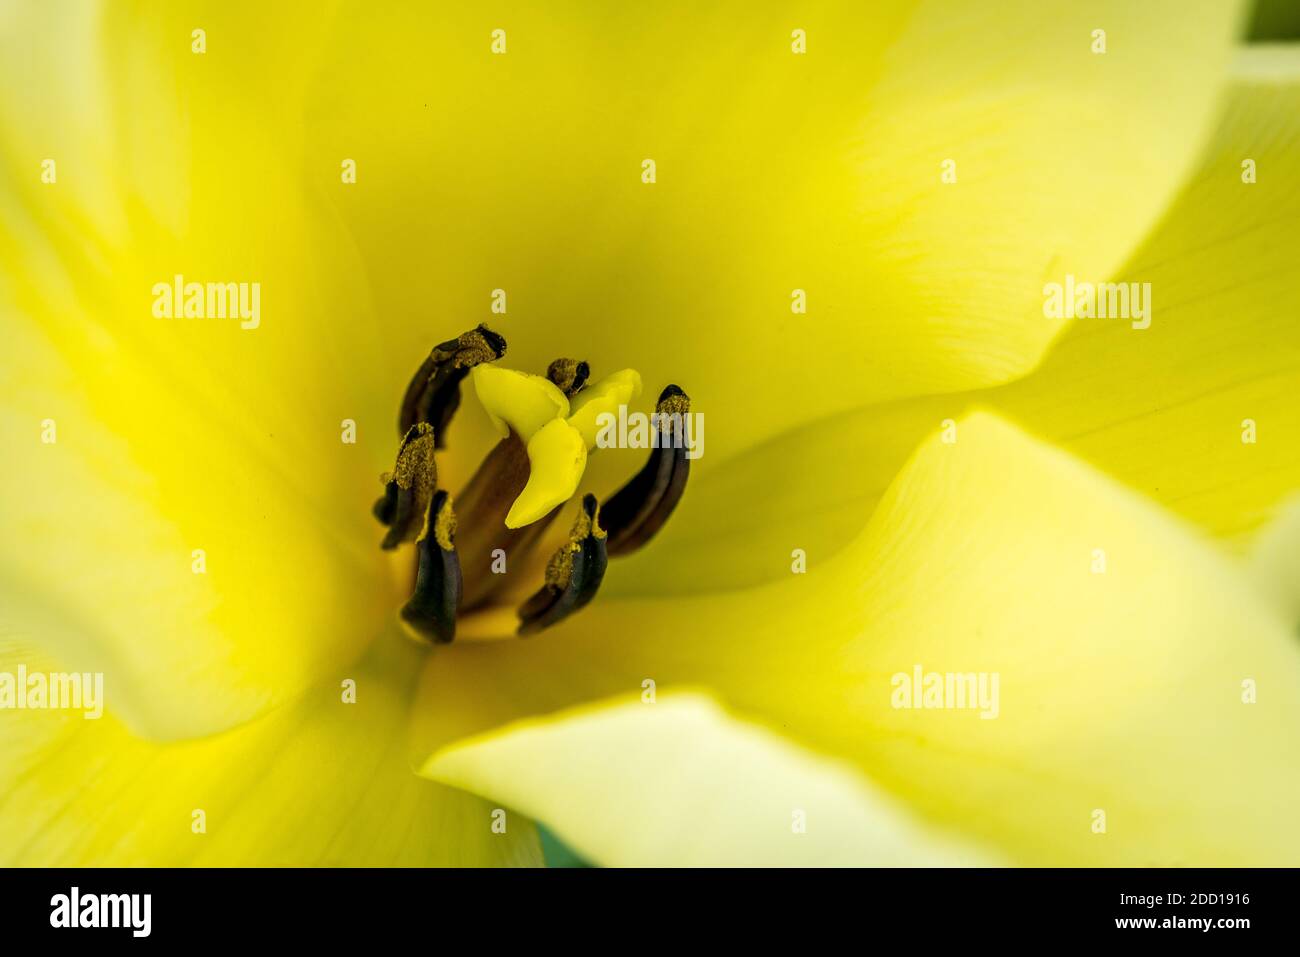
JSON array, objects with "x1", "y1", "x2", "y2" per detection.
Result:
[{"x1": 472, "y1": 364, "x2": 642, "y2": 528}]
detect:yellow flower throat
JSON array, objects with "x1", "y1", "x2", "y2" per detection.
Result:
[{"x1": 372, "y1": 325, "x2": 692, "y2": 643}]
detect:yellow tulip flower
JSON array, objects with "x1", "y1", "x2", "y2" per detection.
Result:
[{"x1": 3, "y1": 1, "x2": 1296, "y2": 866}]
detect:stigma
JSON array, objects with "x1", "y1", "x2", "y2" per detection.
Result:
[{"x1": 373, "y1": 326, "x2": 691, "y2": 643}]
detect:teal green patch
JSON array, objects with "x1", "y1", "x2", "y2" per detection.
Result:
[
  {"x1": 1249, "y1": 0, "x2": 1300, "y2": 40},
  {"x1": 538, "y1": 824, "x2": 592, "y2": 868}
]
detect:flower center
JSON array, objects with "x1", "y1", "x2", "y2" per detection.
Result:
[{"x1": 373, "y1": 325, "x2": 692, "y2": 643}]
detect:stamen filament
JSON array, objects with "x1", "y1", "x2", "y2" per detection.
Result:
[{"x1": 452, "y1": 433, "x2": 562, "y2": 610}]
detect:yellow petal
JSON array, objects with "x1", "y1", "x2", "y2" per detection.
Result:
[
  {"x1": 988, "y1": 46, "x2": 1300, "y2": 549},
  {"x1": 423, "y1": 691, "x2": 997, "y2": 866},
  {"x1": 0, "y1": 4, "x2": 405, "y2": 737},
  {"x1": 305, "y1": 0, "x2": 1244, "y2": 458},
  {"x1": 566, "y1": 369, "x2": 642, "y2": 450},
  {"x1": 0, "y1": 300, "x2": 401, "y2": 740},
  {"x1": 612, "y1": 46, "x2": 1300, "y2": 595},
  {"x1": 601, "y1": 396, "x2": 944, "y2": 597},
  {"x1": 0, "y1": 633, "x2": 542, "y2": 866},
  {"x1": 507, "y1": 419, "x2": 587, "y2": 528},
  {"x1": 415, "y1": 413, "x2": 1300, "y2": 864},
  {"x1": 1247, "y1": 494, "x2": 1300, "y2": 625}
]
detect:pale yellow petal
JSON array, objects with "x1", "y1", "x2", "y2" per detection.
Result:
[
  {"x1": 1246, "y1": 493, "x2": 1300, "y2": 625},
  {"x1": 601, "y1": 395, "x2": 946, "y2": 597},
  {"x1": 611, "y1": 47, "x2": 1300, "y2": 594},
  {"x1": 423, "y1": 692, "x2": 998, "y2": 866},
  {"x1": 0, "y1": 301, "x2": 404, "y2": 739},
  {"x1": 0, "y1": 3, "x2": 405, "y2": 737},
  {"x1": 305, "y1": 0, "x2": 1245, "y2": 459},
  {"x1": 989, "y1": 46, "x2": 1300, "y2": 549},
  {"x1": 0, "y1": 633, "x2": 541, "y2": 866},
  {"x1": 416, "y1": 413, "x2": 1300, "y2": 865}
]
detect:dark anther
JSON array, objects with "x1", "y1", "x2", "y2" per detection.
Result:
[
  {"x1": 546, "y1": 357, "x2": 591, "y2": 397},
  {"x1": 400, "y1": 491, "x2": 462, "y2": 644},
  {"x1": 601, "y1": 385, "x2": 692, "y2": 557},
  {"x1": 398, "y1": 324, "x2": 507, "y2": 444},
  {"x1": 376, "y1": 423, "x2": 438, "y2": 550},
  {"x1": 517, "y1": 494, "x2": 608, "y2": 636},
  {"x1": 372, "y1": 480, "x2": 399, "y2": 526}
]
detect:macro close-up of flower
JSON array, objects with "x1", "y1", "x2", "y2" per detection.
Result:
[{"x1": 3, "y1": 0, "x2": 1300, "y2": 877}]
